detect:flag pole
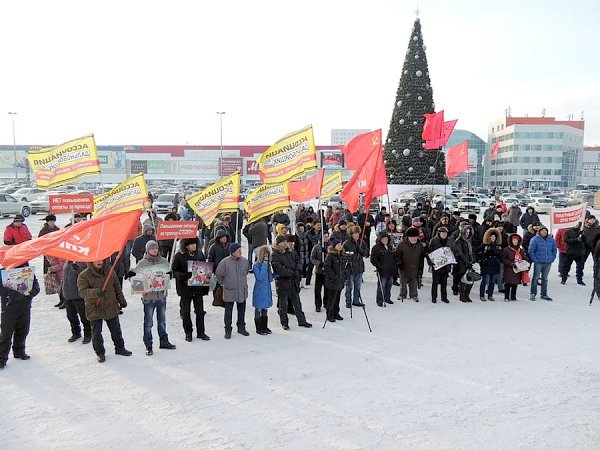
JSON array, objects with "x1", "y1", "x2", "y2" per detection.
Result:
[{"x1": 97, "y1": 249, "x2": 123, "y2": 306}]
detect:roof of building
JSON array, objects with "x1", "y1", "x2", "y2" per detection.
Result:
[{"x1": 505, "y1": 117, "x2": 585, "y2": 130}]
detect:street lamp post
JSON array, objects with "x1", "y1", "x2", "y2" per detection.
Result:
[
  {"x1": 217, "y1": 111, "x2": 226, "y2": 175},
  {"x1": 8, "y1": 112, "x2": 18, "y2": 180}
]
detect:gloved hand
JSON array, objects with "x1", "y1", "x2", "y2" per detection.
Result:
[
  {"x1": 125, "y1": 271, "x2": 136, "y2": 279},
  {"x1": 120, "y1": 299, "x2": 128, "y2": 308},
  {"x1": 96, "y1": 289, "x2": 106, "y2": 298}
]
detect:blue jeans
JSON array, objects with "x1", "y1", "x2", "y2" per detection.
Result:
[
  {"x1": 531, "y1": 262, "x2": 551, "y2": 297},
  {"x1": 224, "y1": 301, "x2": 246, "y2": 329},
  {"x1": 480, "y1": 273, "x2": 498, "y2": 297},
  {"x1": 376, "y1": 276, "x2": 393, "y2": 305},
  {"x1": 345, "y1": 272, "x2": 363, "y2": 305},
  {"x1": 143, "y1": 299, "x2": 168, "y2": 348}
]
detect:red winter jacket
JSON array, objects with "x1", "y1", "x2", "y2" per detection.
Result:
[
  {"x1": 554, "y1": 228, "x2": 567, "y2": 254},
  {"x1": 3, "y1": 224, "x2": 32, "y2": 245}
]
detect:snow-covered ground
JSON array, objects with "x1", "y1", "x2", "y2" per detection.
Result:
[{"x1": 1, "y1": 211, "x2": 600, "y2": 450}]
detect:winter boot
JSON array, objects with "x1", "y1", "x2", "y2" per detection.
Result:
[
  {"x1": 464, "y1": 284, "x2": 473, "y2": 302},
  {"x1": 255, "y1": 318, "x2": 267, "y2": 335},
  {"x1": 159, "y1": 342, "x2": 176, "y2": 350},
  {"x1": 68, "y1": 333, "x2": 82, "y2": 343},
  {"x1": 263, "y1": 316, "x2": 272, "y2": 334},
  {"x1": 146, "y1": 346, "x2": 153, "y2": 356},
  {"x1": 115, "y1": 348, "x2": 132, "y2": 356},
  {"x1": 97, "y1": 354, "x2": 106, "y2": 363},
  {"x1": 487, "y1": 295, "x2": 495, "y2": 302},
  {"x1": 459, "y1": 283, "x2": 467, "y2": 302},
  {"x1": 237, "y1": 325, "x2": 250, "y2": 336},
  {"x1": 82, "y1": 333, "x2": 92, "y2": 344},
  {"x1": 185, "y1": 334, "x2": 193, "y2": 342},
  {"x1": 225, "y1": 328, "x2": 232, "y2": 339}
]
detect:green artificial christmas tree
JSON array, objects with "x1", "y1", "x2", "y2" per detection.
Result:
[{"x1": 383, "y1": 17, "x2": 447, "y2": 185}]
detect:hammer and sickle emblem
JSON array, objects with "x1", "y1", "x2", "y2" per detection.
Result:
[{"x1": 372, "y1": 136, "x2": 380, "y2": 145}]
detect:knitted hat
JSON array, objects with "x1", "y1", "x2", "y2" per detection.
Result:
[
  {"x1": 182, "y1": 238, "x2": 197, "y2": 248},
  {"x1": 13, "y1": 214, "x2": 25, "y2": 222},
  {"x1": 230, "y1": 243, "x2": 242, "y2": 255},
  {"x1": 437, "y1": 227, "x2": 449, "y2": 233},
  {"x1": 329, "y1": 238, "x2": 341, "y2": 248},
  {"x1": 275, "y1": 235, "x2": 287, "y2": 245},
  {"x1": 338, "y1": 219, "x2": 347, "y2": 226},
  {"x1": 406, "y1": 228, "x2": 420, "y2": 237},
  {"x1": 145, "y1": 240, "x2": 159, "y2": 252},
  {"x1": 45, "y1": 214, "x2": 57, "y2": 222}
]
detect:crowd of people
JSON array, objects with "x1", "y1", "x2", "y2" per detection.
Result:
[{"x1": 1, "y1": 197, "x2": 599, "y2": 368}]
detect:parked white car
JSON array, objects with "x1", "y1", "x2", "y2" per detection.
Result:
[
  {"x1": 474, "y1": 193, "x2": 495, "y2": 207},
  {"x1": 527, "y1": 198, "x2": 554, "y2": 214},
  {"x1": 11, "y1": 187, "x2": 46, "y2": 203},
  {"x1": 0, "y1": 194, "x2": 31, "y2": 217},
  {"x1": 30, "y1": 193, "x2": 51, "y2": 214},
  {"x1": 153, "y1": 194, "x2": 177, "y2": 213},
  {"x1": 458, "y1": 196, "x2": 480, "y2": 212}
]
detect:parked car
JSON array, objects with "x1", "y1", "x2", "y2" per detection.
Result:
[
  {"x1": 474, "y1": 193, "x2": 495, "y2": 207},
  {"x1": 325, "y1": 195, "x2": 343, "y2": 210},
  {"x1": 432, "y1": 194, "x2": 459, "y2": 210},
  {"x1": 548, "y1": 194, "x2": 569, "y2": 208},
  {"x1": 11, "y1": 187, "x2": 46, "y2": 203},
  {"x1": 395, "y1": 197, "x2": 417, "y2": 210},
  {"x1": 458, "y1": 196, "x2": 480, "y2": 212},
  {"x1": 527, "y1": 198, "x2": 554, "y2": 214},
  {"x1": 0, "y1": 194, "x2": 31, "y2": 217},
  {"x1": 153, "y1": 194, "x2": 177, "y2": 213},
  {"x1": 30, "y1": 193, "x2": 52, "y2": 214},
  {"x1": 502, "y1": 196, "x2": 521, "y2": 207}
]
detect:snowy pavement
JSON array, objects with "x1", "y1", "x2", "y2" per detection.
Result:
[{"x1": 1, "y1": 212, "x2": 600, "y2": 449}]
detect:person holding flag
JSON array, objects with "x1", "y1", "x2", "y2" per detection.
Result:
[{"x1": 342, "y1": 226, "x2": 368, "y2": 307}]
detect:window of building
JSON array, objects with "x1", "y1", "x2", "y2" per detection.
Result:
[
  {"x1": 532, "y1": 169, "x2": 540, "y2": 175},
  {"x1": 542, "y1": 169, "x2": 552, "y2": 175}
]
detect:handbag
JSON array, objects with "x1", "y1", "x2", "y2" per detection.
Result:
[
  {"x1": 212, "y1": 285, "x2": 224, "y2": 308},
  {"x1": 466, "y1": 270, "x2": 482, "y2": 282},
  {"x1": 44, "y1": 272, "x2": 61, "y2": 295}
]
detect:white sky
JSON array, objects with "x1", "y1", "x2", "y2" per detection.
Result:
[{"x1": 1, "y1": 0, "x2": 599, "y2": 147}]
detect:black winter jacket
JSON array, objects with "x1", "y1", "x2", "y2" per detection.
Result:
[
  {"x1": 342, "y1": 238, "x2": 368, "y2": 275},
  {"x1": 565, "y1": 227, "x2": 587, "y2": 258},
  {"x1": 171, "y1": 238, "x2": 210, "y2": 298},
  {"x1": 370, "y1": 242, "x2": 397, "y2": 278},
  {"x1": 271, "y1": 244, "x2": 301, "y2": 296},
  {"x1": 324, "y1": 249, "x2": 345, "y2": 291},
  {"x1": 62, "y1": 262, "x2": 86, "y2": 300}
]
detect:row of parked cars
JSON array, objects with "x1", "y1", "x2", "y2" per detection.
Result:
[{"x1": 0, "y1": 185, "x2": 94, "y2": 217}]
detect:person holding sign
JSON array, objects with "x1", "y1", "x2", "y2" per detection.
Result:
[
  {"x1": 171, "y1": 238, "x2": 211, "y2": 342},
  {"x1": 131, "y1": 240, "x2": 177, "y2": 355},
  {"x1": 426, "y1": 227, "x2": 456, "y2": 304},
  {"x1": 0, "y1": 265, "x2": 40, "y2": 369}
]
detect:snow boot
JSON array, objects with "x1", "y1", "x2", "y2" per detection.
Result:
[
  {"x1": 459, "y1": 283, "x2": 467, "y2": 302},
  {"x1": 464, "y1": 284, "x2": 473, "y2": 302},
  {"x1": 185, "y1": 334, "x2": 193, "y2": 342},
  {"x1": 255, "y1": 318, "x2": 268, "y2": 335},
  {"x1": 263, "y1": 316, "x2": 272, "y2": 334},
  {"x1": 68, "y1": 333, "x2": 81, "y2": 343},
  {"x1": 97, "y1": 354, "x2": 106, "y2": 363},
  {"x1": 115, "y1": 348, "x2": 132, "y2": 356},
  {"x1": 225, "y1": 328, "x2": 232, "y2": 339},
  {"x1": 237, "y1": 325, "x2": 250, "y2": 336},
  {"x1": 82, "y1": 333, "x2": 92, "y2": 344},
  {"x1": 159, "y1": 342, "x2": 176, "y2": 350}
]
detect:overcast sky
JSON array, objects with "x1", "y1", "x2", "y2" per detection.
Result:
[{"x1": 1, "y1": 0, "x2": 599, "y2": 148}]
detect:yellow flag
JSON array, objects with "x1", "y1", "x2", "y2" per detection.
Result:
[
  {"x1": 93, "y1": 173, "x2": 150, "y2": 216},
  {"x1": 28, "y1": 134, "x2": 101, "y2": 189},
  {"x1": 320, "y1": 171, "x2": 343, "y2": 200},
  {"x1": 186, "y1": 172, "x2": 241, "y2": 226},
  {"x1": 244, "y1": 183, "x2": 290, "y2": 224},
  {"x1": 257, "y1": 125, "x2": 317, "y2": 184}
]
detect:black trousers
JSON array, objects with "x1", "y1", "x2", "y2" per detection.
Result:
[
  {"x1": 180, "y1": 294, "x2": 205, "y2": 335},
  {"x1": 431, "y1": 271, "x2": 449, "y2": 301},
  {"x1": 504, "y1": 284, "x2": 518, "y2": 300},
  {"x1": 90, "y1": 316, "x2": 125, "y2": 356},
  {"x1": 306, "y1": 262, "x2": 314, "y2": 285},
  {"x1": 277, "y1": 291, "x2": 307, "y2": 326},
  {"x1": 561, "y1": 255, "x2": 585, "y2": 281},
  {"x1": 0, "y1": 298, "x2": 31, "y2": 362},
  {"x1": 324, "y1": 288, "x2": 341, "y2": 319},
  {"x1": 314, "y1": 273, "x2": 325, "y2": 309},
  {"x1": 66, "y1": 298, "x2": 91, "y2": 336},
  {"x1": 224, "y1": 301, "x2": 246, "y2": 329}
]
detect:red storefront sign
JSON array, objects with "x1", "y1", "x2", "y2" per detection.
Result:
[{"x1": 246, "y1": 160, "x2": 260, "y2": 175}]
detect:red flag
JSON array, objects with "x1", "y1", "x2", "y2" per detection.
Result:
[
  {"x1": 491, "y1": 140, "x2": 499, "y2": 160},
  {"x1": 341, "y1": 131, "x2": 383, "y2": 213},
  {"x1": 424, "y1": 119, "x2": 457, "y2": 149},
  {"x1": 421, "y1": 111, "x2": 445, "y2": 141},
  {"x1": 372, "y1": 163, "x2": 388, "y2": 198},
  {"x1": 289, "y1": 169, "x2": 325, "y2": 202},
  {"x1": 446, "y1": 140, "x2": 469, "y2": 180},
  {"x1": 340, "y1": 129, "x2": 381, "y2": 169},
  {"x1": 0, "y1": 210, "x2": 142, "y2": 269}
]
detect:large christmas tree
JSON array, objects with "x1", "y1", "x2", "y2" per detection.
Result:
[{"x1": 384, "y1": 17, "x2": 447, "y2": 185}]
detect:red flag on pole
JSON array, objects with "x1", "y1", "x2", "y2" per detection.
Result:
[
  {"x1": 424, "y1": 119, "x2": 458, "y2": 149},
  {"x1": 421, "y1": 111, "x2": 445, "y2": 141},
  {"x1": 0, "y1": 210, "x2": 142, "y2": 269},
  {"x1": 445, "y1": 140, "x2": 469, "y2": 180},
  {"x1": 491, "y1": 140, "x2": 499, "y2": 160},
  {"x1": 289, "y1": 169, "x2": 325, "y2": 202},
  {"x1": 340, "y1": 130, "x2": 384, "y2": 213},
  {"x1": 340, "y1": 129, "x2": 382, "y2": 169}
]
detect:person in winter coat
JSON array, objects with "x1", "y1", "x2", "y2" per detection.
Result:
[
  {"x1": 77, "y1": 261, "x2": 131, "y2": 363},
  {"x1": 271, "y1": 235, "x2": 312, "y2": 329},
  {"x1": 159, "y1": 213, "x2": 179, "y2": 260},
  {"x1": 329, "y1": 207, "x2": 344, "y2": 229},
  {"x1": 478, "y1": 228, "x2": 502, "y2": 301},
  {"x1": 272, "y1": 210, "x2": 291, "y2": 236},
  {"x1": 323, "y1": 239, "x2": 345, "y2": 322},
  {"x1": 501, "y1": 234, "x2": 530, "y2": 301},
  {"x1": 554, "y1": 227, "x2": 568, "y2": 277},
  {"x1": 132, "y1": 223, "x2": 156, "y2": 263},
  {"x1": 215, "y1": 243, "x2": 250, "y2": 339},
  {"x1": 395, "y1": 228, "x2": 425, "y2": 302},
  {"x1": 342, "y1": 226, "x2": 368, "y2": 307},
  {"x1": 427, "y1": 227, "x2": 455, "y2": 303},
  {"x1": 432, "y1": 215, "x2": 457, "y2": 237},
  {"x1": 294, "y1": 222, "x2": 312, "y2": 288},
  {"x1": 331, "y1": 220, "x2": 349, "y2": 243},
  {"x1": 452, "y1": 225, "x2": 475, "y2": 302},
  {"x1": 582, "y1": 215, "x2": 600, "y2": 266},
  {"x1": 370, "y1": 231, "x2": 397, "y2": 306},
  {"x1": 483, "y1": 204, "x2": 497, "y2": 222},
  {"x1": 39, "y1": 214, "x2": 60, "y2": 273},
  {"x1": 171, "y1": 237, "x2": 211, "y2": 342},
  {"x1": 0, "y1": 265, "x2": 40, "y2": 369},
  {"x1": 562, "y1": 224, "x2": 587, "y2": 285},
  {"x1": 310, "y1": 231, "x2": 329, "y2": 312},
  {"x1": 528, "y1": 226, "x2": 557, "y2": 301},
  {"x1": 46, "y1": 255, "x2": 66, "y2": 312},
  {"x1": 62, "y1": 261, "x2": 91, "y2": 344},
  {"x1": 208, "y1": 229, "x2": 230, "y2": 274},
  {"x1": 522, "y1": 222, "x2": 542, "y2": 253},
  {"x1": 248, "y1": 217, "x2": 269, "y2": 261},
  {"x1": 357, "y1": 210, "x2": 375, "y2": 254},
  {"x1": 252, "y1": 245, "x2": 273, "y2": 336},
  {"x1": 519, "y1": 206, "x2": 540, "y2": 232},
  {"x1": 132, "y1": 240, "x2": 176, "y2": 355},
  {"x1": 3, "y1": 215, "x2": 31, "y2": 246},
  {"x1": 507, "y1": 202, "x2": 522, "y2": 228}
]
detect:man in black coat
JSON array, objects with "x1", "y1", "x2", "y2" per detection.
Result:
[
  {"x1": 520, "y1": 206, "x2": 540, "y2": 232},
  {"x1": 271, "y1": 235, "x2": 312, "y2": 330},
  {"x1": 132, "y1": 223, "x2": 156, "y2": 263},
  {"x1": 323, "y1": 239, "x2": 345, "y2": 322},
  {"x1": 342, "y1": 226, "x2": 368, "y2": 307},
  {"x1": 370, "y1": 231, "x2": 397, "y2": 306},
  {"x1": 171, "y1": 238, "x2": 211, "y2": 341},
  {"x1": 0, "y1": 266, "x2": 40, "y2": 369},
  {"x1": 427, "y1": 227, "x2": 455, "y2": 303},
  {"x1": 562, "y1": 224, "x2": 587, "y2": 285}
]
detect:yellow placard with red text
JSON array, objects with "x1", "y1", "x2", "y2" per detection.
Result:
[
  {"x1": 185, "y1": 172, "x2": 241, "y2": 226},
  {"x1": 244, "y1": 183, "x2": 290, "y2": 224}
]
